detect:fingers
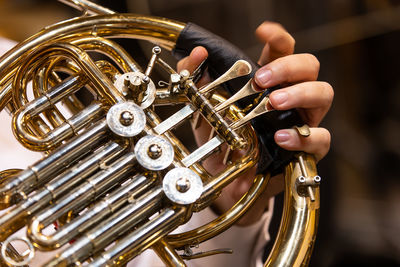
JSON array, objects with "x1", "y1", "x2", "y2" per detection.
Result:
[
  {"x1": 177, "y1": 46, "x2": 208, "y2": 73},
  {"x1": 177, "y1": 46, "x2": 211, "y2": 87},
  {"x1": 275, "y1": 128, "x2": 331, "y2": 161},
  {"x1": 256, "y1": 21, "x2": 295, "y2": 65},
  {"x1": 177, "y1": 43, "x2": 333, "y2": 164},
  {"x1": 254, "y1": 53, "x2": 331, "y2": 126},
  {"x1": 269, "y1": 81, "x2": 334, "y2": 126},
  {"x1": 255, "y1": 53, "x2": 320, "y2": 88}
]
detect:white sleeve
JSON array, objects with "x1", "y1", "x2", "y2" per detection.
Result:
[
  {"x1": 129, "y1": 198, "x2": 274, "y2": 267},
  {"x1": 0, "y1": 36, "x2": 16, "y2": 55},
  {"x1": 0, "y1": 37, "x2": 43, "y2": 170}
]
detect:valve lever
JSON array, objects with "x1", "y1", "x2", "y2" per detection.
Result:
[
  {"x1": 190, "y1": 59, "x2": 208, "y2": 84},
  {"x1": 199, "y1": 60, "x2": 251, "y2": 94},
  {"x1": 214, "y1": 79, "x2": 261, "y2": 112},
  {"x1": 180, "y1": 246, "x2": 233, "y2": 260},
  {"x1": 230, "y1": 96, "x2": 273, "y2": 130}
]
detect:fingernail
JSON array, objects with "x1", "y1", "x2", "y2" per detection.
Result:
[
  {"x1": 272, "y1": 91, "x2": 288, "y2": 106},
  {"x1": 275, "y1": 130, "x2": 291, "y2": 143},
  {"x1": 255, "y1": 69, "x2": 272, "y2": 86}
]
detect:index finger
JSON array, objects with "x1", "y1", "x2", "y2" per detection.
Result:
[{"x1": 256, "y1": 21, "x2": 295, "y2": 65}]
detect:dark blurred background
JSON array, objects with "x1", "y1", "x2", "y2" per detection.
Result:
[{"x1": 0, "y1": 0, "x2": 399, "y2": 266}]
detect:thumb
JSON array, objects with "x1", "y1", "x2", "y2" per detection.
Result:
[{"x1": 177, "y1": 46, "x2": 208, "y2": 73}]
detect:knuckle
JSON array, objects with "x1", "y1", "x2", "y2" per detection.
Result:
[
  {"x1": 320, "y1": 128, "x2": 331, "y2": 152},
  {"x1": 274, "y1": 57, "x2": 292, "y2": 77},
  {"x1": 290, "y1": 83, "x2": 307, "y2": 105},
  {"x1": 304, "y1": 128, "x2": 331, "y2": 160},
  {"x1": 258, "y1": 21, "x2": 294, "y2": 55},
  {"x1": 256, "y1": 21, "x2": 278, "y2": 37},
  {"x1": 270, "y1": 33, "x2": 295, "y2": 55},
  {"x1": 281, "y1": 64, "x2": 295, "y2": 81},
  {"x1": 263, "y1": 21, "x2": 284, "y2": 30},
  {"x1": 303, "y1": 53, "x2": 320, "y2": 78},
  {"x1": 289, "y1": 35, "x2": 296, "y2": 51},
  {"x1": 323, "y1": 81, "x2": 334, "y2": 100},
  {"x1": 290, "y1": 129, "x2": 302, "y2": 147},
  {"x1": 319, "y1": 81, "x2": 334, "y2": 106}
]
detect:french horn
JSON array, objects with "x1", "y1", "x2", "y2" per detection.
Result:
[{"x1": 0, "y1": 0, "x2": 320, "y2": 266}]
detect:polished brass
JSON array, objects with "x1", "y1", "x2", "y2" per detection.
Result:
[
  {"x1": 0, "y1": 0, "x2": 321, "y2": 266},
  {"x1": 230, "y1": 96, "x2": 272, "y2": 130},
  {"x1": 264, "y1": 153, "x2": 319, "y2": 267},
  {"x1": 294, "y1": 124, "x2": 311, "y2": 137},
  {"x1": 198, "y1": 60, "x2": 252, "y2": 94}
]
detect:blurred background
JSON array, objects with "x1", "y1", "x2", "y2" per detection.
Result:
[{"x1": 0, "y1": 0, "x2": 399, "y2": 266}]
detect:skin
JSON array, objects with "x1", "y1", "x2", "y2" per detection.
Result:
[{"x1": 177, "y1": 21, "x2": 333, "y2": 225}]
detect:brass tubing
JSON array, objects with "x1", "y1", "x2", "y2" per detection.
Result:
[
  {"x1": 0, "y1": 15, "x2": 185, "y2": 111},
  {"x1": 264, "y1": 153, "x2": 319, "y2": 267},
  {"x1": 0, "y1": 169, "x2": 21, "y2": 210},
  {"x1": 12, "y1": 53, "x2": 71, "y2": 109},
  {"x1": 0, "y1": 189, "x2": 51, "y2": 241},
  {"x1": 0, "y1": 141, "x2": 126, "y2": 242},
  {"x1": 0, "y1": 241, "x2": 28, "y2": 267},
  {"x1": 28, "y1": 152, "x2": 139, "y2": 249},
  {"x1": 198, "y1": 127, "x2": 259, "y2": 201},
  {"x1": 153, "y1": 238, "x2": 187, "y2": 267},
  {"x1": 35, "y1": 57, "x2": 65, "y2": 96},
  {"x1": 12, "y1": 76, "x2": 89, "y2": 150},
  {"x1": 71, "y1": 36, "x2": 141, "y2": 73},
  {"x1": 0, "y1": 169, "x2": 21, "y2": 186},
  {"x1": 12, "y1": 43, "x2": 124, "y2": 107},
  {"x1": 43, "y1": 141, "x2": 127, "y2": 200},
  {"x1": 50, "y1": 43, "x2": 124, "y2": 104},
  {"x1": 64, "y1": 102, "x2": 105, "y2": 133},
  {"x1": 89, "y1": 207, "x2": 186, "y2": 267},
  {"x1": 27, "y1": 40, "x2": 135, "y2": 120},
  {"x1": 58, "y1": 0, "x2": 116, "y2": 15},
  {"x1": 93, "y1": 60, "x2": 120, "y2": 83},
  {"x1": 34, "y1": 173, "x2": 153, "y2": 250},
  {"x1": 0, "y1": 75, "x2": 14, "y2": 112},
  {"x1": 44, "y1": 60, "x2": 116, "y2": 115},
  {"x1": 33, "y1": 64, "x2": 66, "y2": 129},
  {"x1": 35, "y1": 58, "x2": 80, "y2": 103},
  {"x1": 41, "y1": 75, "x2": 84, "y2": 104},
  {"x1": 21, "y1": 100, "x2": 105, "y2": 152},
  {"x1": 185, "y1": 82, "x2": 244, "y2": 149},
  {"x1": 167, "y1": 173, "x2": 269, "y2": 248},
  {"x1": 44, "y1": 187, "x2": 164, "y2": 266},
  {"x1": 11, "y1": 57, "x2": 54, "y2": 139},
  {"x1": 0, "y1": 120, "x2": 109, "y2": 207}
]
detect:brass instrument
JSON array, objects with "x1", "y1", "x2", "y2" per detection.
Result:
[{"x1": 0, "y1": 0, "x2": 320, "y2": 266}]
